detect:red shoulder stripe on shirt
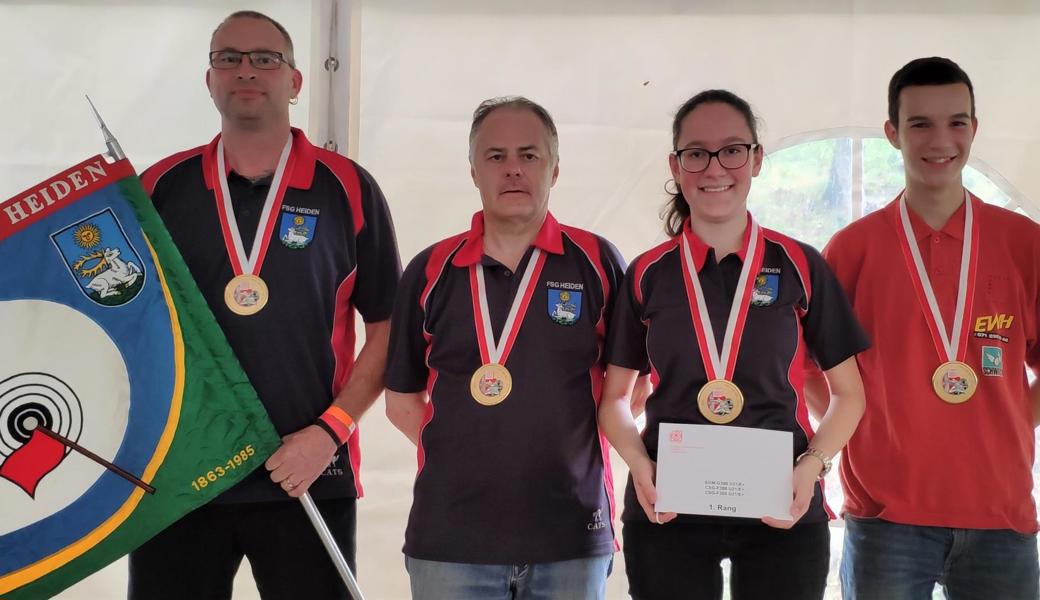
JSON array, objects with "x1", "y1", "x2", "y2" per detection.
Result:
[
  {"x1": 560, "y1": 226, "x2": 609, "y2": 304},
  {"x1": 415, "y1": 237, "x2": 466, "y2": 474},
  {"x1": 632, "y1": 238, "x2": 679, "y2": 305},
  {"x1": 786, "y1": 318, "x2": 834, "y2": 517},
  {"x1": 315, "y1": 149, "x2": 365, "y2": 236},
  {"x1": 140, "y1": 146, "x2": 205, "y2": 196},
  {"x1": 561, "y1": 226, "x2": 611, "y2": 344},
  {"x1": 421, "y1": 234, "x2": 468, "y2": 315},
  {"x1": 763, "y1": 228, "x2": 812, "y2": 311}
]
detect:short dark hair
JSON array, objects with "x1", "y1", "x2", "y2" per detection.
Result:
[
  {"x1": 663, "y1": 90, "x2": 760, "y2": 237},
  {"x1": 887, "y1": 57, "x2": 974, "y2": 126},
  {"x1": 212, "y1": 11, "x2": 296, "y2": 69},
  {"x1": 469, "y1": 96, "x2": 559, "y2": 161}
]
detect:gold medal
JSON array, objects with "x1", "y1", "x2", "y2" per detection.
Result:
[
  {"x1": 697, "y1": 379, "x2": 744, "y2": 424},
  {"x1": 897, "y1": 191, "x2": 981, "y2": 406},
  {"x1": 932, "y1": 360, "x2": 978, "y2": 404},
  {"x1": 224, "y1": 274, "x2": 269, "y2": 316},
  {"x1": 470, "y1": 363, "x2": 513, "y2": 406},
  {"x1": 212, "y1": 134, "x2": 291, "y2": 319},
  {"x1": 468, "y1": 245, "x2": 547, "y2": 408},
  {"x1": 680, "y1": 219, "x2": 761, "y2": 427}
]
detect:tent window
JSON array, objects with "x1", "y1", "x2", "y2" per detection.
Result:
[{"x1": 748, "y1": 132, "x2": 1029, "y2": 251}]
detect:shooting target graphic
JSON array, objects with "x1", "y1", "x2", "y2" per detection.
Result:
[
  {"x1": 0, "y1": 372, "x2": 84, "y2": 478},
  {"x1": 0, "y1": 299, "x2": 130, "y2": 537},
  {"x1": 0, "y1": 159, "x2": 199, "y2": 596}
]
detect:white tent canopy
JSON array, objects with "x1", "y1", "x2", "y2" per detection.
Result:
[
  {"x1": 5, "y1": 1, "x2": 1040, "y2": 260},
  {"x1": 3, "y1": 2, "x2": 1038, "y2": 598}
]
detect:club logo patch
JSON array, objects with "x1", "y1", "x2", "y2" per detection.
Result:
[
  {"x1": 981, "y1": 346, "x2": 1003, "y2": 376},
  {"x1": 548, "y1": 289, "x2": 581, "y2": 325},
  {"x1": 50, "y1": 209, "x2": 145, "y2": 306},
  {"x1": 279, "y1": 212, "x2": 317, "y2": 249},
  {"x1": 751, "y1": 273, "x2": 779, "y2": 307}
]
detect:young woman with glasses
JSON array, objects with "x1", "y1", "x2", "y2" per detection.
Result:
[{"x1": 598, "y1": 89, "x2": 869, "y2": 600}]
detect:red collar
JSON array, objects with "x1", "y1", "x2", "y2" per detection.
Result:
[
  {"x1": 886, "y1": 190, "x2": 976, "y2": 242},
  {"x1": 680, "y1": 213, "x2": 754, "y2": 271},
  {"x1": 201, "y1": 127, "x2": 316, "y2": 191},
  {"x1": 451, "y1": 211, "x2": 565, "y2": 267}
]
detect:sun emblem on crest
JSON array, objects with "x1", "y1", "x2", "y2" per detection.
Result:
[
  {"x1": 73, "y1": 224, "x2": 102, "y2": 249},
  {"x1": 294, "y1": 215, "x2": 305, "y2": 226}
]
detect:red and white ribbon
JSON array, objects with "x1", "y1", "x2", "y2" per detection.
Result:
[
  {"x1": 896, "y1": 190, "x2": 979, "y2": 363},
  {"x1": 679, "y1": 218, "x2": 765, "y2": 381},
  {"x1": 212, "y1": 134, "x2": 293, "y2": 277},
  {"x1": 469, "y1": 249, "x2": 547, "y2": 366}
]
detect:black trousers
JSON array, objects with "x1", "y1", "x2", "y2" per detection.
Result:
[
  {"x1": 129, "y1": 498, "x2": 357, "y2": 600},
  {"x1": 623, "y1": 520, "x2": 830, "y2": 600}
]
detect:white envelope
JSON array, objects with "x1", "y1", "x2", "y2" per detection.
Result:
[{"x1": 655, "y1": 423, "x2": 793, "y2": 520}]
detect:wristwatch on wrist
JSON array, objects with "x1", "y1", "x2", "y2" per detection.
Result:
[{"x1": 796, "y1": 446, "x2": 832, "y2": 480}]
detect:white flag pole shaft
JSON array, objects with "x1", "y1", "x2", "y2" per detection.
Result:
[{"x1": 300, "y1": 492, "x2": 365, "y2": 600}]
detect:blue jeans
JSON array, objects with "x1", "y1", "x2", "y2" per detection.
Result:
[
  {"x1": 405, "y1": 554, "x2": 613, "y2": 600},
  {"x1": 841, "y1": 515, "x2": 1040, "y2": 600}
]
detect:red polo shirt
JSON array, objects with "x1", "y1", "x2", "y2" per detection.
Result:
[{"x1": 824, "y1": 193, "x2": 1040, "y2": 533}]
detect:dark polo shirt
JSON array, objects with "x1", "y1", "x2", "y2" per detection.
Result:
[
  {"x1": 607, "y1": 219, "x2": 868, "y2": 525},
  {"x1": 142, "y1": 128, "x2": 401, "y2": 503},
  {"x1": 385, "y1": 211, "x2": 623, "y2": 564}
]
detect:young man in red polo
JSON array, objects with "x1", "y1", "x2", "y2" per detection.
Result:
[{"x1": 816, "y1": 57, "x2": 1040, "y2": 599}]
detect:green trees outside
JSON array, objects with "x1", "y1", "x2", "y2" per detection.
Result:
[{"x1": 748, "y1": 135, "x2": 1014, "y2": 250}]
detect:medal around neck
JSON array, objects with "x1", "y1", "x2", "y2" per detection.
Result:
[
  {"x1": 679, "y1": 218, "x2": 764, "y2": 426},
  {"x1": 896, "y1": 191, "x2": 980, "y2": 404},
  {"x1": 224, "y1": 274, "x2": 269, "y2": 316},
  {"x1": 932, "y1": 360, "x2": 978, "y2": 404},
  {"x1": 468, "y1": 247, "x2": 547, "y2": 407},
  {"x1": 212, "y1": 134, "x2": 292, "y2": 318},
  {"x1": 470, "y1": 363, "x2": 513, "y2": 406},
  {"x1": 697, "y1": 379, "x2": 744, "y2": 424}
]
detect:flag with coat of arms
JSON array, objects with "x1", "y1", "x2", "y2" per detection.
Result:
[{"x1": 0, "y1": 154, "x2": 281, "y2": 599}]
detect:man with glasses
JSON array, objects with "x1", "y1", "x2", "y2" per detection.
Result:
[
  {"x1": 384, "y1": 96, "x2": 624, "y2": 599},
  {"x1": 812, "y1": 57, "x2": 1040, "y2": 599},
  {"x1": 130, "y1": 11, "x2": 400, "y2": 599}
]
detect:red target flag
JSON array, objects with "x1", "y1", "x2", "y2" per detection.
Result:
[{"x1": 0, "y1": 430, "x2": 65, "y2": 498}]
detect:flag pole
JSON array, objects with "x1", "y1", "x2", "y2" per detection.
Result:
[
  {"x1": 300, "y1": 492, "x2": 365, "y2": 600},
  {"x1": 36, "y1": 427, "x2": 155, "y2": 494},
  {"x1": 85, "y1": 95, "x2": 125, "y2": 161},
  {"x1": 80, "y1": 97, "x2": 364, "y2": 600}
]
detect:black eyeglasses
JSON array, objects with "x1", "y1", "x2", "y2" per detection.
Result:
[
  {"x1": 209, "y1": 50, "x2": 291, "y2": 70},
  {"x1": 673, "y1": 143, "x2": 759, "y2": 173}
]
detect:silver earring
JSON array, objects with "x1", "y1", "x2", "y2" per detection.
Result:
[
  {"x1": 664, "y1": 178, "x2": 680, "y2": 195},
  {"x1": 289, "y1": 96, "x2": 299, "y2": 105}
]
